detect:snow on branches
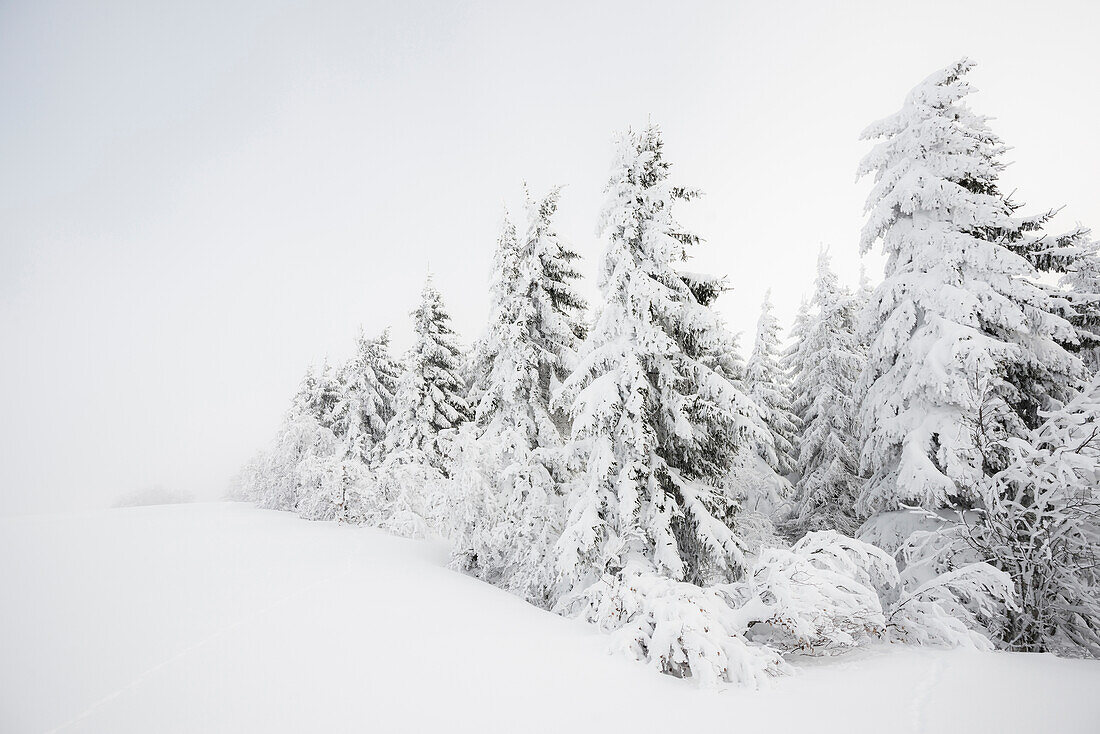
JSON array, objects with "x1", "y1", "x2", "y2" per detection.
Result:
[{"x1": 856, "y1": 58, "x2": 1085, "y2": 515}]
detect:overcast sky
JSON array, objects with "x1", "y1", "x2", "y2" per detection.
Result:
[{"x1": 2, "y1": 0, "x2": 1097, "y2": 514}]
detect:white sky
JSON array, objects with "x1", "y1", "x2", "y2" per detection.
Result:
[{"x1": 2, "y1": 0, "x2": 1098, "y2": 514}]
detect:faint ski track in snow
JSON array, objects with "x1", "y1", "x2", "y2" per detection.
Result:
[
  {"x1": 910, "y1": 654, "x2": 946, "y2": 734},
  {"x1": 45, "y1": 564, "x2": 354, "y2": 734}
]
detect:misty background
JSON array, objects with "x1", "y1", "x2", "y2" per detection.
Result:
[{"x1": 2, "y1": 0, "x2": 1097, "y2": 515}]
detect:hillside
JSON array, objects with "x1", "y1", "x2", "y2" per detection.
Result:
[{"x1": 2, "y1": 503, "x2": 1098, "y2": 733}]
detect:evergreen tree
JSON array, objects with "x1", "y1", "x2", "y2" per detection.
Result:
[
  {"x1": 554, "y1": 124, "x2": 764, "y2": 596},
  {"x1": 383, "y1": 277, "x2": 472, "y2": 474},
  {"x1": 297, "y1": 330, "x2": 401, "y2": 522},
  {"x1": 855, "y1": 265, "x2": 874, "y2": 351},
  {"x1": 292, "y1": 361, "x2": 358, "y2": 521},
  {"x1": 466, "y1": 191, "x2": 588, "y2": 418},
  {"x1": 333, "y1": 329, "x2": 401, "y2": 464},
  {"x1": 452, "y1": 189, "x2": 587, "y2": 608},
  {"x1": 856, "y1": 59, "x2": 1084, "y2": 516},
  {"x1": 1060, "y1": 231, "x2": 1100, "y2": 373},
  {"x1": 782, "y1": 297, "x2": 811, "y2": 449},
  {"x1": 464, "y1": 215, "x2": 518, "y2": 412},
  {"x1": 788, "y1": 251, "x2": 864, "y2": 536},
  {"x1": 521, "y1": 185, "x2": 589, "y2": 383},
  {"x1": 745, "y1": 290, "x2": 799, "y2": 475},
  {"x1": 248, "y1": 365, "x2": 337, "y2": 513}
]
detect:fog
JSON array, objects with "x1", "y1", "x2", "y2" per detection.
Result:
[{"x1": 2, "y1": 0, "x2": 1097, "y2": 515}]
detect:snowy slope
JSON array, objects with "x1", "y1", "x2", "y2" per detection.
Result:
[{"x1": 2, "y1": 503, "x2": 1098, "y2": 734}]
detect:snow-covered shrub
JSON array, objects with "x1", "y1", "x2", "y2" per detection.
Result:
[
  {"x1": 559, "y1": 569, "x2": 791, "y2": 688},
  {"x1": 740, "y1": 531, "x2": 897, "y2": 654},
  {"x1": 296, "y1": 441, "x2": 370, "y2": 523},
  {"x1": 856, "y1": 508, "x2": 954, "y2": 555},
  {"x1": 728, "y1": 449, "x2": 792, "y2": 520},
  {"x1": 967, "y1": 381, "x2": 1100, "y2": 656},
  {"x1": 879, "y1": 377, "x2": 1100, "y2": 657},
  {"x1": 555, "y1": 528, "x2": 1019, "y2": 688},
  {"x1": 887, "y1": 544, "x2": 1014, "y2": 650},
  {"x1": 552, "y1": 526, "x2": 1017, "y2": 689},
  {"x1": 736, "y1": 530, "x2": 1011, "y2": 654},
  {"x1": 252, "y1": 406, "x2": 330, "y2": 512},
  {"x1": 449, "y1": 423, "x2": 563, "y2": 608},
  {"x1": 726, "y1": 500, "x2": 785, "y2": 558},
  {"x1": 339, "y1": 449, "x2": 449, "y2": 540}
]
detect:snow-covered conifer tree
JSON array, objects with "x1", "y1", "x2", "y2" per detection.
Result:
[
  {"x1": 333, "y1": 329, "x2": 401, "y2": 464},
  {"x1": 554, "y1": 124, "x2": 764, "y2": 596},
  {"x1": 521, "y1": 185, "x2": 589, "y2": 380},
  {"x1": 787, "y1": 251, "x2": 865, "y2": 536},
  {"x1": 451, "y1": 189, "x2": 587, "y2": 607},
  {"x1": 745, "y1": 290, "x2": 798, "y2": 475},
  {"x1": 856, "y1": 59, "x2": 1084, "y2": 516},
  {"x1": 291, "y1": 362, "x2": 358, "y2": 521},
  {"x1": 382, "y1": 278, "x2": 472, "y2": 474},
  {"x1": 250, "y1": 365, "x2": 338, "y2": 512},
  {"x1": 466, "y1": 192, "x2": 587, "y2": 419},
  {"x1": 464, "y1": 216, "x2": 518, "y2": 412},
  {"x1": 783, "y1": 298, "x2": 811, "y2": 415},
  {"x1": 855, "y1": 265, "x2": 874, "y2": 351},
  {"x1": 1061, "y1": 232, "x2": 1100, "y2": 373}
]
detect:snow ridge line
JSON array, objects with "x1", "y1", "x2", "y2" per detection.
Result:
[{"x1": 45, "y1": 565, "x2": 354, "y2": 734}]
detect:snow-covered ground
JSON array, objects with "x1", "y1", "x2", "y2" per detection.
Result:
[{"x1": 2, "y1": 503, "x2": 1098, "y2": 733}]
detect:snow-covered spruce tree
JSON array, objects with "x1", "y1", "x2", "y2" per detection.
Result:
[
  {"x1": 787, "y1": 251, "x2": 865, "y2": 536},
  {"x1": 296, "y1": 331, "x2": 401, "y2": 522},
  {"x1": 246, "y1": 365, "x2": 338, "y2": 512},
  {"x1": 856, "y1": 58, "x2": 1085, "y2": 516},
  {"x1": 360, "y1": 279, "x2": 471, "y2": 535},
  {"x1": 782, "y1": 297, "x2": 811, "y2": 423},
  {"x1": 745, "y1": 290, "x2": 798, "y2": 475},
  {"x1": 1060, "y1": 231, "x2": 1100, "y2": 374},
  {"x1": 554, "y1": 124, "x2": 766, "y2": 603},
  {"x1": 382, "y1": 277, "x2": 472, "y2": 474},
  {"x1": 451, "y1": 191, "x2": 587, "y2": 608},
  {"x1": 333, "y1": 329, "x2": 401, "y2": 464},
  {"x1": 293, "y1": 361, "x2": 362, "y2": 521},
  {"x1": 855, "y1": 265, "x2": 875, "y2": 351},
  {"x1": 522, "y1": 185, "x2": 589, "y2": 382},
  {"x1": 462, "y1": 217, "x2": 516, "y2": 413}
]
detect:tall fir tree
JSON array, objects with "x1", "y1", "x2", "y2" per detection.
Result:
[
  {"x1": 782, "y1": 297, "x2": 811, "y2": 437},
  {"x1": 469, "y1": 189, "x2": 589, "y2": 433},
  {"x1": 296, "y1": 329, "x2": 402, "y2": 522},
  {"x1": 451, "y1": 191, "x2": 587, "y2": 607},
  {"x1": 554, "y1": 124, "x2": 765, "y2": 596},
  {"x1": 247, "y1": 363, "x2": 339, "y2": 514},
  {"x1": 333, "y1": 329, "x2": 401, "y2": 465},
  {"x1": 383, "y1": 277, "x2": 472, "y2": 474},
  {"x1": 744, "y1": 289, "x2": 799, "y2": 475},
  {"x1": 855, "y1": 58, "x2": 1084, "y2": 516},
  {"x1": 522, "y1": 185, "x2": 589, "y2": 382},
  {"x1": 1060, "y1": 232, "x2": 1100, "y2": 374},
  {"x1": 465, "y1": 215, "x2": 518, "y2": 412},
  {"x1": 788, "y1": 251, "x2": 865, "y2": 536}
]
